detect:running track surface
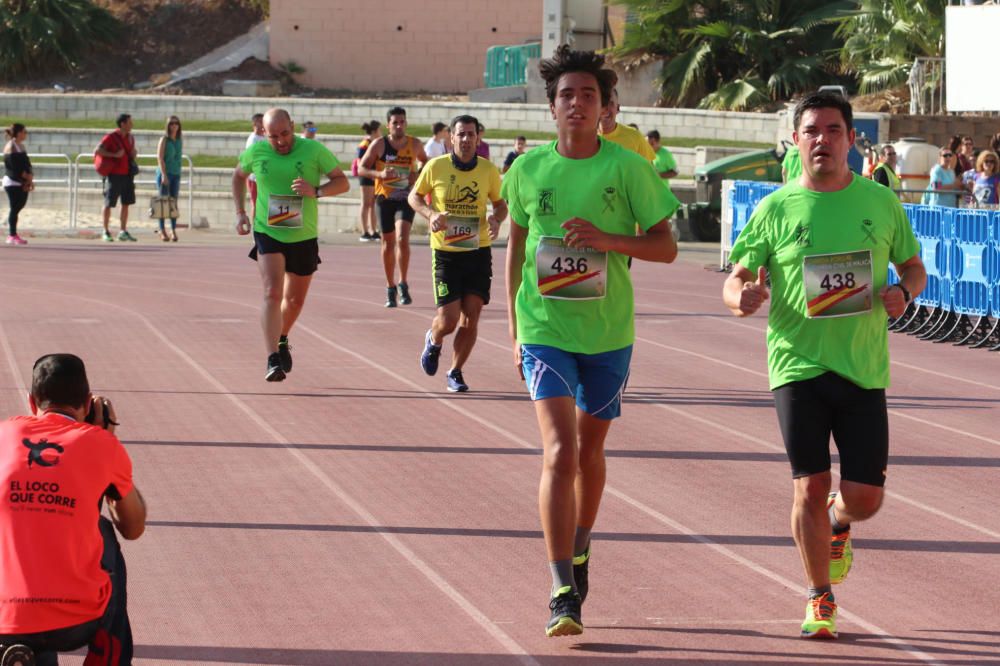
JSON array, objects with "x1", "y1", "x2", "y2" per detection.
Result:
[{"x1": 1, "y1": 238, "x2": 998, "y2": 666}]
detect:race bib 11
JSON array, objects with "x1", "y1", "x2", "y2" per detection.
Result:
[
  {"x1": 267, "y1": 194, "x2": 303, "y2": 228},
  {"x1": 803, "y1": 250, "x2": 873, "y2": 318},
  {"x1": 535, "y1": 236, "x2": 607, "y2": 300}
]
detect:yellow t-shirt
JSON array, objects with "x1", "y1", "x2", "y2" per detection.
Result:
[
  {"x1": 414, "y1": 155, "x2": 502, "y2": 252},
  {"x1": 600, "y1": 123, "x2": 656, "y2": 162}
]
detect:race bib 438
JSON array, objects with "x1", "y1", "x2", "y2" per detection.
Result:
[{"x1": 803, "y1": 250, "x2": 873, "y2": 318}]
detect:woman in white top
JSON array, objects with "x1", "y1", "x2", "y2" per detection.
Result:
[{"x1": 3, "y1": 123, "x2": 33, "y2": 245}]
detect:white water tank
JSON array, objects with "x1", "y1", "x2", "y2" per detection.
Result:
[{"x1": 894, "y1": 137, "x2": 940, "y2": 203}]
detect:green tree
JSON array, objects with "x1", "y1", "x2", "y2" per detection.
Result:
[
  {"x1": 0, "y1": 0, "x2": 120, "y2": 80},
  {"x1": 610, "y1": 0, "x2": 854, "y2": 110},
  {"x1": 835, "y1": 0, "x2": 945, "y2": 94}
]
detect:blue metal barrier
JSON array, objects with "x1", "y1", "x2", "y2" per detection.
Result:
[{"x1": 950, "y1": 209, "x2": 994, "y2": 317}]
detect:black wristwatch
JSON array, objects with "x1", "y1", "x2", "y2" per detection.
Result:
[{"x1": 894, "y1": 283, "x2": 911, "y2": 303}]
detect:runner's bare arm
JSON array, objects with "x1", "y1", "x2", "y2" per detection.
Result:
[
  {"x1": 406, "y1": 188, "x2": 446, "y2": 230},
  {"x1": 356, "y1": 137, "x2": 386, "y2": 180},
  {"x1": 506, "y1": 221, "x2": 527, "y2": 379},
  {"x1": 562, "y1": 218, "x2": 677, "y2": 263},
  {"x1": 231, "y1": 166, "x2": 252, "y2": 234},
  {"x1": 880, "y1": 253, "x2": 926, "y2": 318},
  {"x1": 724, "y1": 264, "x2": 769, "y2": 317},
  {"x1": 293, "y1": 167, "x2": 350, "y2": 198},
  {"x1": 108, "y1": 486, "x2": 146, "y2": 540},
  {"x1": 487, "y1": 199, "x2": 508, "y2": 239}
]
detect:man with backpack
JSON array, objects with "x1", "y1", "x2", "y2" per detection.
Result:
[{"x1": 94, "y1": 114, "x2": 138, "y2": 242}]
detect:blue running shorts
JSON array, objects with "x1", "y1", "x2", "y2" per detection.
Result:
[{"x1": 520, "y1": 344, "x2": 632, "y2": 420}]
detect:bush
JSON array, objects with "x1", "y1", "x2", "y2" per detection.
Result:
[{"x1": 0, "y1": 0, "x2": 121, "y2": 81}]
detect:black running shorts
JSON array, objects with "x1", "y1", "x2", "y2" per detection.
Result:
[
  {"x1": 248, "y1": 231, "x2": 321, "y2": 276},
  {"x1": 773, "y1": 372, "x2": 889, "y2": 487},
  {"x1": 432, "y1": 247, "x2": 492, "y2": 306},
  {"x1": 375, "y1": 195, "x2": 415, "y2": 234}
]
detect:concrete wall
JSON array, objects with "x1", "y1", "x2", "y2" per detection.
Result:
[
  {"x1": 1, "y1": 93, "x2": 783, "y2": 144},
  {"x1": 888, "y1": 114, "x2": 1000, "y2": 150},
  {"x1": 269, "y1": 0, "x2": 541, "y2": 93}
]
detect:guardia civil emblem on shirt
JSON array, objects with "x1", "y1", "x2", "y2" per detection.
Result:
[{"x1": 538, "y1": 189, "x2": 555, "y2": 216}]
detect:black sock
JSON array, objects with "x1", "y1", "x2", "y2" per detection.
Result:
[
  {"x1": 829, "y1": 502, "x2": 850, "y2": 534},
  {"x1": 808, "y1": 585, "x2": 833, "y2": 600}
]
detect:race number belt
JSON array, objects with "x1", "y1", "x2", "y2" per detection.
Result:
[
  {"x1": 443, "y1": 216, "x2": 479, "y2": 250},
  {"x1": 267, "y1": 194, "x2": 303, "y2": 228},
  {"x1": 535, "y1": 236, "x2": 607, "y2": 300},
  {"x1": 803, "y1": 250, "x2": 873, "y2": 318}
]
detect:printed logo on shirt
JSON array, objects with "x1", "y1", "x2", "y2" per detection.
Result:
[
  {"x1": 602, "y1": 187, "x2": 616, "y2": 213},
  {"x1": 860, "y1": 219, "x2": 876, "y2": 245},
  {"x1": 295, "y1": 161, "x2": 305, "y2": 178},
  {"x1": 448, "y1": 181, "x2": 479, "y2": 204},
  {"x1": 260, "y1": 160, "x2": 270, "y2": 176},
  {"x1": 793, "y1": 222, "x2": 812, "y2": 248},
  {"x1": 538, "y1": 189, "x2": 556, "y2": 216},
  {"x1": 22, "y1": 438, "x2": 64, "y2": 468}
]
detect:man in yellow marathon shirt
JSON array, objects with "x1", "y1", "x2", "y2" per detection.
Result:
[
  {"x1": 408, "y1": 115, "x2": 507, "y2": 393},
  {"x1": 502, "y1": 45, "x2": 679, "y2": 638},
  {"x1": 233, "y1": 108, "x2": 349, "y2": 381},
  {"x1": 598, "y1": 88, "x2": 655, "y2": 161},
  {"x1": 723, "y1": 92, "x2": 925, "y2": 640},
  {"x1": 358, "y1": 106, "x2": 429, "y2": 308}
]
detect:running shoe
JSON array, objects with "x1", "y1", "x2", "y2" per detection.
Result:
[
  {"x1": 546, "y1": 586, "x2": 583, "y2": 637},
  {"x1": 102, "y1": 232, "x2": 114, "y2": 242},
  {"x1": 800, "y1": 591, "x2": 837, "y2": 639},
  {"x1": 117, "y1": 230, "x2": 137, "y2": 242},
  {"x1": 372, "y1": 231, "x2": 381, "y2": 241},
  {"x1": 573, "y1": 544, "x2": 590, "y2": 604},
  {"x1": 360, "y1": 232, "x2": 372, "y2": 242},
  {"x1": 398, "y1": 281, "x2": 412, "y2": 305},
  {"x1": 1, "y1": 643, "x2": 35, "y2": 666},
  {"x1": 265, "y1": 352, "x2": 286, "y2": 382},
  {"x1": 5, "y1": 235, "x2": 27, "y2": 245},
  {"x1": 385, "y1": 286, "x2": 397, "y2": 308},
  {"x1": 446, "y1": 368, "x2": 468, "y2": 393},
  {"x1": 828, "y1": 492, "x2": 853, "y2": 584},
  {"x1": 278, "y1": 338, "x2": 293, "y2": 373},
  {"x1": 420, "y1": 330, "x2": 441, "y2": 376}
]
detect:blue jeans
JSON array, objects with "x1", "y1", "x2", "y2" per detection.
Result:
[{"x1": 155, "y1": 172, "x2": 181, "y2": 231}]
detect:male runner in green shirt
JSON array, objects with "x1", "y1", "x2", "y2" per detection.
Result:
[
  {"x1": 233, "y1": 108, "x2": 349, "y2": 381},
  {"x1": 723, "y1": 92, "x2": 925, "y2": 640},
  {"x1": 503, "y1": 45, "x2": 679, "y2": 638}
]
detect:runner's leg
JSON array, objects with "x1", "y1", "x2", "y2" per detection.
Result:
[
  {"x1": 381, "y1": 230, "x2": 397, "y2": 287},
  {"x1": 450, "y1": 294, "x2": 484, "y2": 371},
  {"x1": 535, "y1": 396, "x2": 580, "y2": 564},
  {"x1": 396, "y1": 219, "x2": 411, "y2": 286},
  {"x1": 431, "y1": 300, "x2": 461, "y2": 345},
  {"x1": 281, "y1": 272, "x2": 314, "y2": 337},
  {"x1": 792, "y1": 471, "x2": 834, "y2": 588},
  {"x1": 257, "y1": 251, "x2": 286, "y2": 354},
  {"x1": 574, "y1": 409, "x2": 612, "y2": 535}
]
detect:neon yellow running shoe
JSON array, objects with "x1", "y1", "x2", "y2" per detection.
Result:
[
  {"x1": 546, "y1": 586, "x2": 583, "y2": 637},
  {"x1": 801, "y1": 592, "x2": 838, "y2": 639},
  {"x1": 828, "y1": 492, "x2": 853, "y2": 584}
]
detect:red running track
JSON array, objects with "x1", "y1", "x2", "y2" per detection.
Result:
[{"x1": 1, "y1": 238, "x2": 998, "y2": 665}]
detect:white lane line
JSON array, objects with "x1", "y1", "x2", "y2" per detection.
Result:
[
  {"x1": 9, "y1": 285, "x2": 539, "y2": 666},
  {"x1": 888, "y1": 409, "x2": 1000, "y2": 449},
  {"x1": 0, "y1": 321, "x2": 30, "y2": 411}
]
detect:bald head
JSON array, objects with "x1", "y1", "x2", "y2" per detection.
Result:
[{"x1": 263, "y1": 108, "x2": 294, "y2": 155}]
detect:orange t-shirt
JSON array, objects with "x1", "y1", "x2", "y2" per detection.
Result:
[
  {"x1": 374, "y1": 135, "x2": 418, "y2": 200},
  {"x1": 0, "y1": 413, "x2": 134, "y2": 634}
]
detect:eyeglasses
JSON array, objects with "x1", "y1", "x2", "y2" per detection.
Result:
[
  {"x1": 984, "y1": 160, "x2": 997, "y2": 165},
  {"x1": 941, "y1": 152, "x2": 954, "y2": 157},
  {"x1": 169, "y1": 122, "x2": 180, "y2": 126}
]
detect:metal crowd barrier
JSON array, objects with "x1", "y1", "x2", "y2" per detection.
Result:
[
  {"x1": 71, "y1": 153, "x2": 194, "y2": 228},
  {"x1": 24, "y1": 153, "x2": 73, "y2": 222},
  {"x1": 726, "y1": 180, "x2": 1000, "y2": 351}
]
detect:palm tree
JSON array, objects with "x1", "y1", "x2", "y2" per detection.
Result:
[
  {"x1": 609, "y1": 0, "x2": 854, "y2": 110},
  {"x1": 835, "y1": 0, "x2": 945, "y2": 94}
]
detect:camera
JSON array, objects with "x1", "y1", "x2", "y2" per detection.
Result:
[{"x1": 85, "y1": 398, "x2": 115, "y2": 429}]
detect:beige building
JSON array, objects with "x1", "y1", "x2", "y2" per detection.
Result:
[{"x1": 269, "y1": 0, "x2": 542, "y2": 94}]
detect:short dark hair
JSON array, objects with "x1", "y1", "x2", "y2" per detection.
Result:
[
  {"x1": 515, "y1": 135, "x2": 527, "y2": 142},
  {"x1": 432, "y1": 122, "x2": 447, "y2": 134},
  {"x1": 116, "y1": 113, "x2": 131, "y2": 128},
  {"x1": 450, "y1": 115, "x2": 480, "y2": 133},
  {"x1": 792, "y1": 92, "x2": 853, "y2": 132},
  {"x1": 31, "y1": 354, "x2": 90, "y2": 409},
  {"x1": 387, "y1": 106, "x2": 406, "y2": 121},
  {"x1": 880, "y1": 143, "x2": 895, "y2": 156},
  {"x1": 252, "y1": 113, "x2": 264, "y2": 122},
  {"x1": 646, "y1": 129, "x2": 661, "y2": 141},
  {"x1": 539, "y1": 44, "x2": 617, "y2": 106}
]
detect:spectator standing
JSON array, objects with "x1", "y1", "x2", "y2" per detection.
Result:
[
  {"x1": 94, "y1": 114, "x2": 138, "y2": 242},
  {"x1": 922, "y1": 146, "x2": 962, "y2": 208},
  {"x1": 957, "y1": 135, "x2": 976, "y2": 175},
  {"x1": 356, "y1": 121, "x2": 382, "y2": 242},
  {"x1": 0, "y1": 353, "x2": 147, "y2": 665},
  {"x1": 476, "y1": 124, "x2": 491, "y2": 160},
  {"x1": 155, "y1": 115, "x2": 183, "y2": 242},
  {"x1": 645, "y1": 130, "x2": 678, "y2": 185},
  {"x1": 503, "y1": 136, "x2": 528, "y2": 174},
  {"x1": 423, "y1": 122, "x2": 450, "y2": 159},
  {"x1": 301, "y1": 121, "x2": 317, "y2": 140},
  {"x1": 872, "y1": 144, "x2": 900, "y2": 194},
  {"x1": 3, "y1": 123, "x2": 33, "y2": 245},
  {"x1": 245, "y1": 113, "x2": 267, "y2": 222},
  {"x1": 968, "y1": 150, "x2": 1000, "y2": 206}
]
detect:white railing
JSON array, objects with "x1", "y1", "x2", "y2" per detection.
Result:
[
  {"x1": 26, "y1": 153, "x2": 73, "y2": 224},
  {"x1": 71, "y1": 153, "x2": 194, "y2": 228}
]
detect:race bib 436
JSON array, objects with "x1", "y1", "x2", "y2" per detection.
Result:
[{"x1": 536, "y1": 236, "x2": 607, "y2": 300}]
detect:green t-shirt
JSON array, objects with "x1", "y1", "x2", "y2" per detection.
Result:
[
  {"x1": 238, "y1": 137, "x2": 340, "y2": 242},
  {"x1": 501, "y1": 138, "x2": 680, "y2": 354},
  {"x1": 653, "y1": 146, "x2": 676, "y2": 186},
  {"x1": 729, "y1": 174, "x2": 920, "y2": 390},
  {"x1": 782, "y1": 145, "x2": 802, "y2": 182}
]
